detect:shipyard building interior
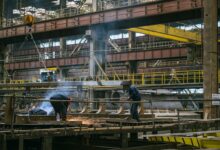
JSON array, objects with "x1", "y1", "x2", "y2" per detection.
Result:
[{"x1": 0, "y1": 0, "x2": 220, "y2": 150}]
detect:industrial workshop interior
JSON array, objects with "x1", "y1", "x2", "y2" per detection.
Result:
[{"x1": 1, "y1": 0, "x2": 220, "y2": 149}]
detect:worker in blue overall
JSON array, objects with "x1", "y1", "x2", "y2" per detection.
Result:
[
  {"x1": 50, "y1": 94, "x2": 71, "y2": 121},
  {"x1": 122, "y1": 81, "x2": 141, "y2": 122}
]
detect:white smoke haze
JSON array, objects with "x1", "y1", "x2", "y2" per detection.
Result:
[
  {"x1": 32, "y1": 81, "x2": 122, "y2": 115},
  {"x1": 35, "y1": 82, "x2": 79, "y2": 115}
]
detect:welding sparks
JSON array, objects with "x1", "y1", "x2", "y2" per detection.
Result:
[
  {"x1": 67, "y1": 117, "x2": 94, "y2": 125},
  {"x1": 67, "y1": 117, "x2": 104, "y2": 126}
]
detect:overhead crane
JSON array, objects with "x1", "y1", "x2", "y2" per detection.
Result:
[
  {"x1": 128, "y1": 24, "x2": 202, "y2": 44},
  {"x1": 128, "y1": 24, "x2": 220, "y2": 45}
]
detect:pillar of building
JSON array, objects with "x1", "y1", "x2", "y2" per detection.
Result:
[
  {"x1": 128, "y1": 32, "x2": 136, "y2": 49},
  {"x1": 18, "y1": 136, "x2": 24, "y2": 150},
  {"x1": 82, "y1": 135, "x2": 90, "y2": 146},
  {"x1": 0, "y1": 134, "x2": 7, "y2": 150},
  {"x1": 128, "y1": 0, "x2": 132, "y2": 5},
  {"x1": 42, "y1": 137, "x2": 52, "y2": 150},
  {"x1": 0, "y1": 45, "x2": 7, "y2": 80},
  {"x1": 5, "y1": 96, "x2": 14, "y2": 124},
  {"x1": 5, "y1": 0, "x2": 13, "y2": 19},
  {"x1": 128, "y1": 31, "x2": 137, "y2": 74},
  {"x1": 89, "y1": 0, "x2": 105, "y2": 78},
  {"x1": 92, "y1": 0, "x2": 97, "y2": 12},
  {"x1": 120, "y1": 133, "x2": 128, "y2": 148},
  {"x1": 0, "y1": 0, "x2": 4, "y2": 27},
  {"x1": 60, "y1": 0, "x2": 66, "y2": 9},
  {"x1": 0, "y1": 45, "x2": 9, "y2": 125},
  {"x1": 60, "y1": 38, "x2": 66, "y2": 58},
  {"x1": 89, "y1": 0, "x2": 107, "y2": 108},
  {"x1": 89, "y1": 26, "x2": 107, "y2": 78},
  {"x1": 203, "y1": 0, "x2": 218, "y2": 119},
  {"x1": 16, "y1": 0, "x2": 22, "y2": 9},
  {"x1": 61, "y1": 69, "x2": 68, "y2": 79},
  {"x1": 89, "y1": 30, "x2": 95, "y2": 79},
  {"x1": 130, "y1": 133, "x2": 138, "y2": 141},
  {"x1": 88, "y1": 26, "x2": 107, "y2": 109}
]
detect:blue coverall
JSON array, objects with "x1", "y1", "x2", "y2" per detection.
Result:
[{"x1": 128, "y1": 86, "x2": 141, "y2": 122}]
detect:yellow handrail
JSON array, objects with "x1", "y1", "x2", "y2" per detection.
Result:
[{"x1": 1, "y1": 69, "x2": 219, "y2": 86}]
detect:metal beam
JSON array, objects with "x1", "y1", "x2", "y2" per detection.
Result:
[
  {"x1": 5, "y1": 48, "x2": 188, "y2": 70},
  {"x1": 108, "y1": 38, "x2": 121, "y2": 52},
  {"x1": 0, "y1": 0, "x2": 203, "y2": 44}
]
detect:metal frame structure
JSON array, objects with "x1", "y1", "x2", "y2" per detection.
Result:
[{"x1": 0, "y1": 0, "x2": 202, "y2": 43}]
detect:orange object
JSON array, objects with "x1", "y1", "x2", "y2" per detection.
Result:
[{"x1": 24, "y1": 15, "x2": 35, "y2": 26}]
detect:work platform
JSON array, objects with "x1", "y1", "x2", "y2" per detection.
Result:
[
  {"x1": 0, "y1": 117, "x2": 220, "y2": 149},
  {"x1": 0, "y1": 80, "x2": 218, "y2": 149}
]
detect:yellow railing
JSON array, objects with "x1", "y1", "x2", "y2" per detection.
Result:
[
  {"x1": 1, "y1": 70, "x2": 219, "y2": 86},
  {"x1": 106, "y1": 70, "x2": 205, "y2": 85},
  {"x1": 65, "y1": 70, "x2": 207, "y2": 86},
  {"x1": 0, "y1": 80, "x2": 32, "y2": 84}
]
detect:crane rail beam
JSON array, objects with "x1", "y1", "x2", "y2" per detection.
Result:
[{"x1": 0, "y1": 0, "x2": 203, "y2": 43}]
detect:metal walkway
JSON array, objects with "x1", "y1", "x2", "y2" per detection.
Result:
[
  {"x1": 66, "y1": 69, "x2": 205, "y2": 86},
  {"x1": 0, "y1": 69, "x2": 214, "y2": 86}
]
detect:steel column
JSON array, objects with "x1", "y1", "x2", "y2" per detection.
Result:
[
  {"x1": 60, "y1": 38, "x2": 66, "y2": 58},
  {"x1": 42, "y1": 137, "x2": 52, "y2": 150},
  {"x1": 19, "y1": 136, "x2": 24, "y2": 150},
  {"x1": 203, "y1": 0, "x2": 218, "y2": 119},
  {"x1": 0, "y1": 45, "x2": 7, "y2": 80},
  {"x1": 0, "y1": 134, "x2": 6, "y2": 150},
  {"x1": 5, "y1": 96, "x2": 14, "y2": 124},
  {"x1": 121, "y1": 133, "x2": 128, "y2": 148},
  {"x1": 92, "y1": 0, "x2": 97, "y2": 12},
  {"x1": 89, "y1": 29, "x2": 95, "y2": 78},
  {"x1": 60, "y1": 0, "x2": 66, "y2": 9},
  {"x1": 0, "y1": 0, "x2": 4, "y2": 27},
  {"x1": 128, "y1": 31, "x2": 137, "y2": 74},
  {"x1": 128, "y1": 31, "x2": 136, "y2": 50},
  {"x1": 89, "y1": 26, "x2": 107, "y2": 109},
  {"x1": 89, "y1": 26, "x2": 107, "y2": 78}
]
